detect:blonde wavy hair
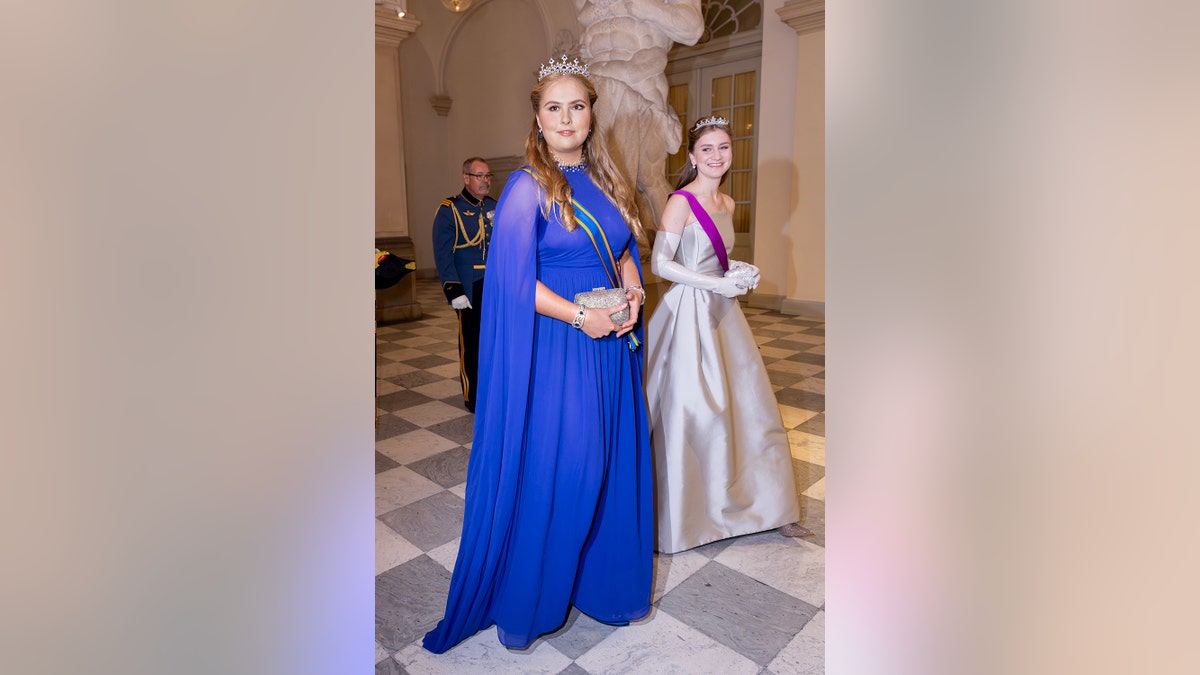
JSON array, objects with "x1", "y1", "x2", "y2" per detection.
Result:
[{"x1": 524, "y1": 72, "x2": 645, "y2": 244}]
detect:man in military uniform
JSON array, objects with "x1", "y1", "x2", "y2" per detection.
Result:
[{"x1": 432, "y1": 157, "x2": 496, "y2": 413}]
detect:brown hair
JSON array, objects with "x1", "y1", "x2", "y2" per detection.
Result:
[
  {"x1": 673, "y1": 119, "x2": 733, "y2": 190},
  {"x1": 524, "y1": 73, "x2": 644, "y2": 243}
]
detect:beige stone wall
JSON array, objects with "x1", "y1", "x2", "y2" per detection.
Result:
[
  {"x1": 395, "y1": 0, "x2": 575, "y2": 274},
  {"x1": 785, "y1": 28, "x2": 825, "y2": 317},
  {"x1": 751, "y1": 0, "x2": 824, "y2": 317},
  {"x1": 376, "y1": 42, "x2": 409, "y2": 238}
]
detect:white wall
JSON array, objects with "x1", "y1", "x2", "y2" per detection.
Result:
[
  {"x1": 752, "y1": 0, "x2": 824, "y2": 317},
  {"x1": 753, "y1": 0, "x2": 801, "y2": 309},
  {"x1": 788, "y1": 28, "x2": 825, "y2": 315},
  {"x1": 398, "y1": 0, "x2": 575, "y2": 273},
  {"x1": 376, "y1": 42, "x2": 409, "y2": 237}
]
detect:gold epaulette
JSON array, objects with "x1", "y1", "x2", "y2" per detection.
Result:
[{"x1": 440, "y1": 198, "x2": 454, "y2": 207}]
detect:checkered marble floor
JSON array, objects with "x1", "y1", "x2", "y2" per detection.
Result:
[{"x1": 376, "y1": 277, "x2": 825, "y2": 675}]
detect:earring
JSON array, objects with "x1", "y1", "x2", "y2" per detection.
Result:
[
  {"x1": 692, "y1": 163, "x2": 697, "y2": 169},
  {"x1": 538, "y1": 128, "x2": 543, "y2": 138}
]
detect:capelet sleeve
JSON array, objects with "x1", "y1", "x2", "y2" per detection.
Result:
[{"x1": 422, "y1": 170, "x2": 541, "y2": 654}]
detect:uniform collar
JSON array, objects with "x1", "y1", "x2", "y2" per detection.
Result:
[{"x1": 459, "y1": 188, "x2": 487, "y2": 206}]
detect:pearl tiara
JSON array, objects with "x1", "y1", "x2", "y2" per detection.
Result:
[
  {"x1": 694, "y1": 116, "x2": 730, "y2": 130},
  {"x1": 538, "y1": 55, "x2": 590, "y2": 82}
]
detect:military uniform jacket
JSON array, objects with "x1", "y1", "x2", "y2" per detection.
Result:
[{"x1": 432, "y1": 188, "x2": 496, "y2": 305}]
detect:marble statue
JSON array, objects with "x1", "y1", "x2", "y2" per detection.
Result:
[{"x1": 574, "y1": 0, "x2": 705, "y2": 230}]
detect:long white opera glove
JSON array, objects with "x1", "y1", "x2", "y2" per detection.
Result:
[
  {"x1": 451, "y1": 295, "x2": 473, "y2": 310},
  {"x1": 651, "y1": 231, "x2": 748, "y2": 299}
]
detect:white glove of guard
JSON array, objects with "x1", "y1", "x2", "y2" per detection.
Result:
[
  {"x1": 451, "y1": 295, "x2": 473, "y2": 310},
  {"x1": 651, "y1": 231, "x2": 749, "y2": 299}
]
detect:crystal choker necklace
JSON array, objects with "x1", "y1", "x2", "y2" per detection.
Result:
[{"x1": 555, "y1": 157, "x2": 588, "y2": 173}]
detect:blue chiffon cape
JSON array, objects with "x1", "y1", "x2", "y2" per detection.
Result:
[{"x1": 422, "y1": 168, "x2": 653, "y2": 653}]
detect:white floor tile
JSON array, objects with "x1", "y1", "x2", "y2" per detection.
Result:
[
  {"x1": 395, "y1": 401, "x2": 470, "y2": 428},
  {"x1": 651, "y1": 550, "x2": 709, "y2": 603},
  {"x1": 376, "y1": 640, "x2": 389, "y2": 664},
  {"x1": 766, "y1": 361, "x2": 824, "y2": 376},
  {"x1": 377, "y1": 520, "x2": 423, "y2": 575},
  {"x1": 377, "y1": 361, "x2": 419, "y2": 378},
  {"x1": 376, "y1": 466, "x2": 443, "y2": 516},
  {"x1": 788, "y1": 430, "x2": 825, "y2": 466},
  {"x1": 384, "y1": 347, "x2": 437, "y2": 362},
  {"x1": 767, "y1": 610, "x2": 824, "y2": 675},
  {"x1": 574, "y1": 609, "x2": 759, "y2": 675},
  {"x1": 393, "y1": 335, "x2": 443, "y2": 347},
  {"x1": 792, "y1": 377, "x2": 825, "y2": 395},
  {"x1": 802, "y1": 477, "x2": 825, "y2": 501},
  {"x1": 779, "y1": 404, "x2": 820, "y2": 429},
  {"x1": 713, "y1": 538, "x2": 825, "y2": 608},
  {"x1": 427, "y1": 538, "x2": 461, "y2": 573},
  {"x1": 377, "y1": 428, "x2": 460, "y2": 465},
  {"x1": 427, "y1": 363, "x2": 462, "y2": 379},
  {"x1": 376, "y1": 379, "x2": 403, "y2": 396},
  {"x1": 411, "y1": 379, "x2": 466, "y2": 400},
  {"x1": 395, "y1": 629, "x2": 572, "y2": 674},
  {"x1": 759, "y1": 346, "x2": 800, "y2": 360}
]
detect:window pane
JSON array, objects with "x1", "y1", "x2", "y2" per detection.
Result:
[
  {"x1": 730, "y1": 171, "x2": 752, "y2": 201},
  {"x1": 732, "y1": 106, "x2": 754, "y2": 137},
  {"x1": 733, "y1": 138, "x2": 753, "y2": 162},
  {"x1": 731, "y1": 147, "x2": 752, "y2": 172},
  {"x1": 734, "y1": 71, "x2": 756, "y2": 104},
  {"x1": 733, "y1": 202, "x2": 750, "y2": 233},
  {"x1": 711, "y1": 76, "x2": 731, "y2": 108},
  {"x1": 668, "y1": 83, "x2": 689, "y2": 114},
  {"x1": 703, "y1": 0, "x2": 762, "y2": 39}
]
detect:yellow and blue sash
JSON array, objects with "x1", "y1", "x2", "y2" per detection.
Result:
[
  {"x1": 519, "y1": 167, "x2": 640, "y2": 351},
  {"x1": 569, "y1": 198, "x2": 640, "y2": 352}
]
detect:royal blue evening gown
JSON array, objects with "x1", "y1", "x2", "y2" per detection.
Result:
[{"x1": 422, "y1": 167, "x2": 653, "y2": 653}]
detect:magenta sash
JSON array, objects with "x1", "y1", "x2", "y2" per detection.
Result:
[{"x1": 670, "y1": 190, "x2": 729, "y2": 272}]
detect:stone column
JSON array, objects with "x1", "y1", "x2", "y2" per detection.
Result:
[
  {"x1": 376, "y1": 7, "x2": 420, "y2": 238},
  {"x1": 376, "y1": 7, "x2": 423, "y2": 322},
  {"x1": 776, "y1": 0, "x2": 825, "y2": 317}
]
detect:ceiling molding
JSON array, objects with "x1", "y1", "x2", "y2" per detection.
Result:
[
  {"x1": 776, "y1": 0, "x2": 824, "y2": 36},
  {"x1": 376, "y1": 7, "x2": 421, "y2": 47},
  {"x1": 433, "y1": 0, "x2": 553, "y2": 96}
]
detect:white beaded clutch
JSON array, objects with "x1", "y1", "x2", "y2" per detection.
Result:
[{"x1": 574, "y1": 287, "x2": 630, "y2": 323}]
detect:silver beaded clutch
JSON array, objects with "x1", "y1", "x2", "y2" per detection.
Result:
[
  {"x1": 574, "y1": 287, "x2": 630, "y2": 323},
  {"x1": 724, "y1": 260, "x2": 761, "y2": 290}
]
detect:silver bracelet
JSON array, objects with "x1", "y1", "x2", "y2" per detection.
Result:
[
  {"x1": 625, "y1": 284, "x2": 645, "y2": 301},
  {"x1": 571, "y1": 305, "x2": 587, "y2": 329}
]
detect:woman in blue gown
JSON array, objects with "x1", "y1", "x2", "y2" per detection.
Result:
[{"x1": 423, "y1": 56, "x2": 654, "y2": 654}]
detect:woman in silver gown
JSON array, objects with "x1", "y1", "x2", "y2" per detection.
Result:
[{"x1": 645, "y1": 116, "x2": 809, "y2": 554}]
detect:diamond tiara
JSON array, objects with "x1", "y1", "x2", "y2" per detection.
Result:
[
  {"x1": 694, "y1": 116, "x2": 730, "y2": 130},
  {"x1": 538, "y1": 55, "x2": 589, "y2": 82}
]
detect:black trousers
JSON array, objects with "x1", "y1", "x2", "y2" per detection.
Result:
[{"x1": 456, "y1": 278, "x2": 484, "y2": 412}]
